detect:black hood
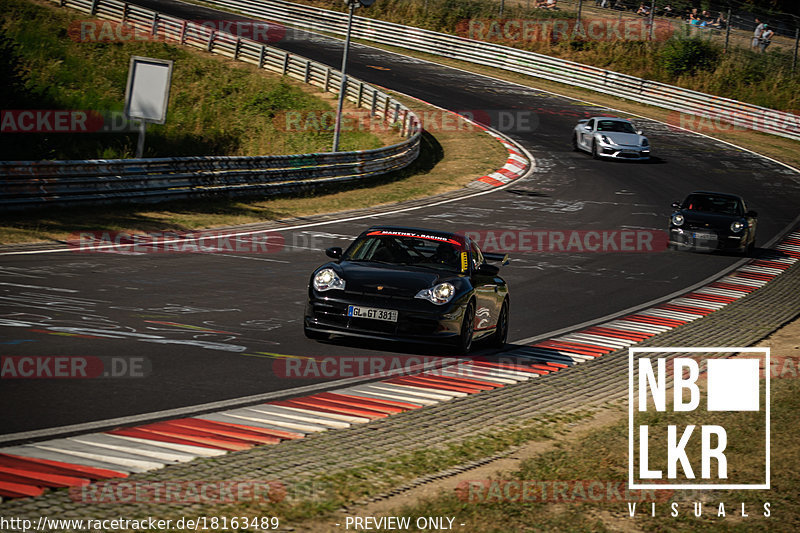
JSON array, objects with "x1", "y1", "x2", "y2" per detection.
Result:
[
  {"x1": 331, "y1": 261, "x2": 460, "y2": 297},
  {"x1": 676, "y1": 210, "x2": 742, "y2": 229}
]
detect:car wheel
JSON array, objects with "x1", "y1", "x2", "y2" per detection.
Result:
[
  {"x1": 490, "y1": 299, "x2": 509, "y2": 349},
  {"x1": 572, "y1": 133, "x2": 579, "y2": 151},
  {"x1": 455, "y1": 300, "x2": 475, "y2": 355},
  {"x1": 591, "y1": 141, "x2": 601, "y2": 160},
  {"x1": 304, "y1": 326, "x2": 329, "y2": 341}
]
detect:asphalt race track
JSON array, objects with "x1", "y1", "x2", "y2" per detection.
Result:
[{"x1": 1, "y1": 0, "x2": 799, "y2": 437}]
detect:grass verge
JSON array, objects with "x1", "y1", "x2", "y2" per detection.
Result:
[
  {"x1": 339, "y1": 356, "x2": 799, "y2": 532},
  {"x1": 1, "y1": 0, "x2": 391, "y2": 160},
  {"x1": 186, "y1": 412, "x2": 589, "y2": 528},
  {"x1": 0, "y1": 1, "x2": 510, "y2": 245}
]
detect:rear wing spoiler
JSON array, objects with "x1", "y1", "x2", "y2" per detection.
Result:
[{"x1": 483, "y1": 252, "x2": 509, "y2": 265}]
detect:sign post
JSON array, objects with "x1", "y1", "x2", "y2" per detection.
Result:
[{"x1": 124, "y1": 56, "x2": 174, "y2": 158}]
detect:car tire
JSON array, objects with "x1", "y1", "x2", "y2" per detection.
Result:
[
  {"x1": 572, "y1": 133, "x2": 579, "y2": 152},
  {"x1": 455, "y1": 300, "x2": 475, "y2": 355},
  {"x1": 490, "y1": 299, "x2": 509, "y2": 349},
  {"x1": 591, "y1": 141, "x2": 601, "y2": 160},
  {"x1": 304, "y1": 326, "x2": 329, "y2": 341}
]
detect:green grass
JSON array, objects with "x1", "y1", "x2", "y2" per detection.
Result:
[
  {"x1": 363, "y1": 376, "x2": 799, "y2": 532},
  {"x1": 0, "y1": 0, "x2": 387, "y2": 160},
  {"x1": 198, "y1": 413, "x2": 588, "y2": 527}
]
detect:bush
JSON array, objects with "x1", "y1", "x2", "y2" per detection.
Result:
[{"x1": 658, "y1": 38, "x2": 721, "y2": 77}]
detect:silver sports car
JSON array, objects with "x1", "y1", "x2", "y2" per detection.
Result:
[{"x1": 572, "y1": 117, "x2": 650, "y2": 160}]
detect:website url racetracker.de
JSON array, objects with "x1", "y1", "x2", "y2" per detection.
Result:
[{"x1": 0, "y1": 515, "x2": 280, "y2": 532}]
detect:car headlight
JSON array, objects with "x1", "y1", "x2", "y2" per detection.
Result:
[
  {"x1": 730, "y1": 221, "x2": 745, "y2": 233},
  {"x1": 641, "y1": 138, "x2": 649, "y2": 147},
  {"x1": 671, "y1": 214, "x2": 684, "y2": 227},
  {"x1": 415, "y1": 282, "x2": 455, "y2": 305},
  {"x1": 313, "y1": 268, "x2": 345, "y2": 291}
]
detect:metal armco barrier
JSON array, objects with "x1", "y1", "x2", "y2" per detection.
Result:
[
  {"x1": 0, "y1": 0, "x2": 421, "y2": 210},
  {"x1": 201, "y1": 0, "x2": 800, "y2": 142}
]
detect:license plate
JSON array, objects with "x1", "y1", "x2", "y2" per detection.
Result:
[
  {"x1": 693, "y1": 232, "x2": 716, "y2": 240},
  {"x1": 348, "y1": 305, "x2": 398, "y2": 322}
]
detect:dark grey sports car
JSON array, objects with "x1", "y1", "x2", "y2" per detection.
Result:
[
  {"x1": 304, "y1": 226, "x2": 510, "y2": 354},
  {"x1": 668, "y1": 191, "x2": 758, "y2": 253}
]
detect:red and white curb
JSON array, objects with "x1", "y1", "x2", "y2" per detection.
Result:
[
  {"x1": 1, "y1": 231, "x2": 798, "y2": 501},
  {"x1": 476, "y1": 142, "x2": 528, "y2": 186},
  {"x1": 474, "y1": 130, "x2": 529, "y2": 187}
]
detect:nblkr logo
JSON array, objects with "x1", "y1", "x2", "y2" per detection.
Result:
[{"x1": 629, "y1": 347, "x2": 770, "y2": 491}]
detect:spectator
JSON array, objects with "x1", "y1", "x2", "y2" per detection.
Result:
[
  {"x1": 710, "y1": 13, "x2": 726, "y2": 29},
  {"x1": 752, "y1": 18, "x2": 765, "y2": 49},
  {"x1": 545, "y1": 0, "x2": 558, "y2": 9},
  {"x1": 636, "y1": 3, "x2": 650, "y2": 17},
  {"x1": 662, "y1": 4, "x2": 674, "y2": 17},
  {"x1": 760, "y1": 24, "x2": 774, "y2": 52}
]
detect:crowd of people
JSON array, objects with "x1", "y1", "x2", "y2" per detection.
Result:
[{"x1": 588, "y1": 2, "x2": 777, "y2": 53}]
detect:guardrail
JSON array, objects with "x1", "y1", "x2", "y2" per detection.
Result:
[
  {"x1": 0, "y1": 0, "x2": 421, "y2": 210},
  {"x1": 201, "y1": 0, "x2": 800, "y2": 142}
]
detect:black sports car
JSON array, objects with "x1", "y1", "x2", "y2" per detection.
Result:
[
  {"x1": 303, "y1": 226, "x2": 510, "y2": 354},
  {"x1": 668, "y1": 191, "x2": 758, "y2": 253}
]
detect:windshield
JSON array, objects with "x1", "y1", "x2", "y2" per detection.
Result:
[
  {"x1": 596, "y1": 120, "x2": 636, "y2": 134},
  {"x1": 344, "y1": 233, "x2": 464, "y2": 273},
  {"x1": 683, "y1": 194, "x2": 742, "y2": 216}
]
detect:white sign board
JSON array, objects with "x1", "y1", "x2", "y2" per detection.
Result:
[{"x1": 124, "y1": 56, "x2": 173, "y2": 124}]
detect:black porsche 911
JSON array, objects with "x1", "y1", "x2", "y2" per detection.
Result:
[
  {"x1": 668, "y1": 191, "x2": 758, "y2": 253},
  {"x1": 303, "y1": 226, "x2": 510, "y2": 354}
]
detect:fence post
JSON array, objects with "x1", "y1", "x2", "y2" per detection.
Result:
[
  {"x1": 357, "y1": 81, "x2": 363, "y2": 108},
  {"x1": 723, "y1": 8, "x2": 731, "y2": 52},
  {"x1": 122, "y1": 2, "x2": 128, "y2": 22},
  {"x1": 282, "y1": 53, "x2": 290, "y2": 75},
  {"x1": 304, "y1": 60, "x2": 311, "y2": 83},
  {"x1": 259, "y1": 45, "x2": 266, "y2": 69},
  {"x1": 324, "y1": 67, "x2": 331, "y2": 92},
  {"x1": 207, "y1": 29, "x2": 215, "y2": 52},
  {"x1": 793, "y1": 27, "x2": 799, "y2": 72},
  {"x1": 151, "y1": 13, "x2": 158, "y2": 36},
  {"x1": 90, "y1": 0, "x2": 98, "y2": 15},
  {"x1": 234, "y1": 38, "x2": 241, "y2": 60},
  {"x1": 371, "y1": 89, "x2": 377, "y2": 116}
]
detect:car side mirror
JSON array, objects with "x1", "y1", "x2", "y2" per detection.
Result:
[
  {"x1": 671, "y1": 202, "x2": 681, "y2": 209},
  {"x1": 746, "y1": 210, "x2": 758, "y2": 218},
  {"x1": 583, "y1": 125, "x2": 592, "y2": 131},
  {"x1": 476, "y1": 263, "x2": 500, "y2": 276},
  {"x1": 636, "y1": 129, "x2": 643, "y2": 135},
  {"x1": 325, "y1": 247, "x2": 342, "y2": 259}
]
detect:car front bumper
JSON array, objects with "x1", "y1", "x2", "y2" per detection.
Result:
[
  {"x1": 304, "y1": 291, "x2": 469, "y2": 344},
  {"x1": 669, "y1": 228, "x2": 747, "y2": 251},
  {"x1": 597, "y1": 144, "x2": 650, "y2": 160}
]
